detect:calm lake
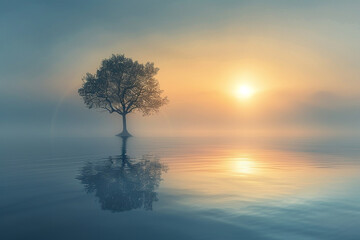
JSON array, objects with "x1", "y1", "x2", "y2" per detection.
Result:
[{"x1": 1, "y1": 136, "x2": 359, "y2": 240}]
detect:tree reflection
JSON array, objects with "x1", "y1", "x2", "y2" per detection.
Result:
[{"x1": 77, "y1": 137, "x2": 167, "y2": 212}]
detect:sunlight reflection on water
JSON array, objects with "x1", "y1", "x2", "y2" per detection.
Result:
[{"x1": 231, "y1": 157, "x2": 257, "y2": 174}]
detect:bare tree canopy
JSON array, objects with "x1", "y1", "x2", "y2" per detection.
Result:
[{"x1": 78, "y1": 54, "x2": 168, "y2": 136}]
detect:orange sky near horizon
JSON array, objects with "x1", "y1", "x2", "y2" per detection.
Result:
[{"x1": 35, "y1": 2, "x2": 360, "y2": 137}]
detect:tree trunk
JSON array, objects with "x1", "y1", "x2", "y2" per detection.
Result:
[
  {"x1": 121, "y1": 135, "x2": 128, "y2": 156},
  {"x1": 117, "y1": 114, "x2": 132, "y2": 137}
]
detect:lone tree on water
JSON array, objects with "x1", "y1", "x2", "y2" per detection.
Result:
[{"x1": 78, "y1": 54, "x2": 168, "y2": 137}]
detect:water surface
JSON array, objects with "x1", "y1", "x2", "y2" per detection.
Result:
[{"x1": 1, "y1": 136, "x2": 359, "y2": 240}]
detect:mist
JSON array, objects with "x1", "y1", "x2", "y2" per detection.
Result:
[{"x1": 2, "y1": 0, "x2": 360, "y2": 138}]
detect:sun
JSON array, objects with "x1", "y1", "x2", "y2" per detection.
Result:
[{"x1": 236, "y1": 85, "x2": 254, "y2": 99}]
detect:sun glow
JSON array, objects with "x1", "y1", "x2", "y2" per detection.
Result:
[{"x1": 236, "y1": 85, "x2": 255, "y2": 99}]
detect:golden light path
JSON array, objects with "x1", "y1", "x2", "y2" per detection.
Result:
[
  {"x1": 233, "y1": 157, "x2": 256, "y2": 174},
  {"x1": 160, "y1": 143, "x2": 360, "y2": 216}
]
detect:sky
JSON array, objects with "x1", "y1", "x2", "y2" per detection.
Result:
[{"x1": 1, "y1": 0, "x2": 360, "y2": 137}]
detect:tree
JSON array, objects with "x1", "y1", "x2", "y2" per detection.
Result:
[
  {"x1": 78, "y1": 54, "x2": 168, "y2": 136},
  {"x1": 77, "y1": 137, "x2": 168, "y2": 212}
]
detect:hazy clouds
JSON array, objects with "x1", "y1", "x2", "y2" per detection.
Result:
[{"x1": 1, "y1": 0, "x2": 360, "y2": 137}]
